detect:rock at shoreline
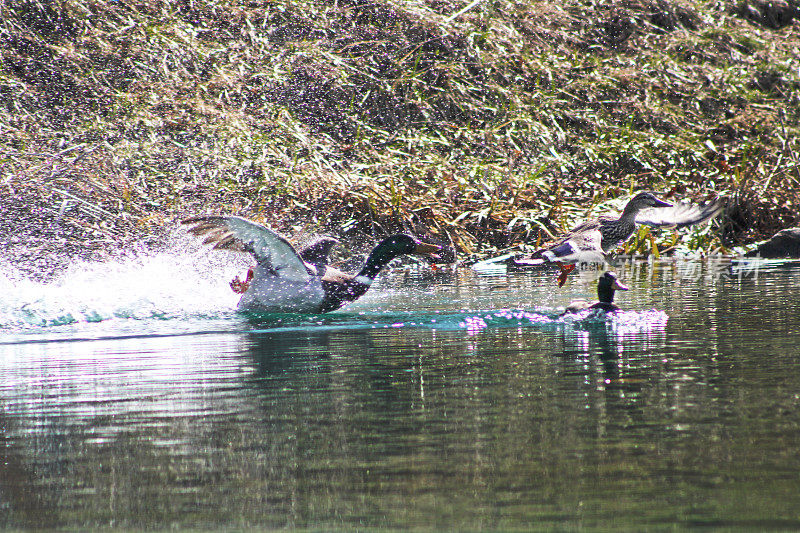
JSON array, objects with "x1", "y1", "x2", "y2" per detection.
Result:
[{"x1": 745, "y1": 228, "x2": 800, "y2": 258}]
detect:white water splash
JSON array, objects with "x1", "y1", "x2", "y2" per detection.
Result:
[
  {"x1": 0, "y1": 236, "x2": 247, "y2": 331},
  {"x1": 456, "y1": 307, "x2": 669, "y2": 336}
]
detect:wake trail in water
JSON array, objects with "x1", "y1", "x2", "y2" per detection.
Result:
[
  {"x1": 0, "y1": 235, "x2": 246, "y2": 331},
  {"x1": 242, "y1": 307, "x2": 669, "y2": 338},
  {"x1": 0, "y1": 231, "x2": 671, "y2": 341}
]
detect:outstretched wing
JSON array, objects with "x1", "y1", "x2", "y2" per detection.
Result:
[
  {"x1": 636, "y1": 197, "x2": 725, "y2": 229},
  {"x1": 298, "y1": 236, "x2": 340, "y2": 274},
  {"x1": 182, "y1": 215, "x2": 310, "y2": 281}
]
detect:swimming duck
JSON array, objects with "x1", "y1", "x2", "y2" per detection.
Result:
[
  {"x1": 561, "y1": 271, "x2": 629, "y2": 315},
  {"x1": 182, "y1": 215, "x2": 441, "y2": 313},
  {"x1": 511, "y1": 192, "x2": 724, "y2": 285}
]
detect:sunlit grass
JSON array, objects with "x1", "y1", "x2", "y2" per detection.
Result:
[{"x1": 1, "y1": 0, "x2": 799, "y2": 260}]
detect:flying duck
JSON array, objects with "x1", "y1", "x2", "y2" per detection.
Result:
[{"x1": 511, "y1": 192, "x2": 724, "y2": 285}]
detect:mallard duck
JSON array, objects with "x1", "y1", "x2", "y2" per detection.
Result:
[
  {"x1": 561, "y1": 271, "x2": 629, "y2": 315},
  {"x1": 182, "y1": 215, "x2": 441, "y2": 313},
  {"x1": 511, "y1": 192, "x2": 725, "y2": 285},
  {"x1": 228, "y1": 234, "x2": 341, "y2": 293}
]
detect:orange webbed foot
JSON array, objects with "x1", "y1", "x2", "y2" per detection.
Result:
[
  {"x1": 556, "y1": 264, "x2": 576, "y2": 287},
  {"x1": 230, "y1": 267, "x2": 254, "y2": 294}
]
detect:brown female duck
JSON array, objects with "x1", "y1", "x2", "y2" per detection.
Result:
[{"x1": 512, "y1": 192, "x2": 724, "y2": 285}]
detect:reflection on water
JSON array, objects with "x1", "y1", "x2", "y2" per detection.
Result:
[{"x1": 1, "y1": 253, "x2": 800, "y2": 529}]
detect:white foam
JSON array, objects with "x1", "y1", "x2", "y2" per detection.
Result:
[{"x1": 0, "y1": 234, "x2": 247, "y2": 331}]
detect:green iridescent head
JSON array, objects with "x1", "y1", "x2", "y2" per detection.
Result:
[
  {"x1": 597, "y1": 271, "x2": 629, "y2": 303},
  {"x1": 358, "y1": 234, "x2": 441, "y2": 279}
]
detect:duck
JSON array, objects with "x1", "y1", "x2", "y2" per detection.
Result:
[
  {"x1": 182, "y1": 215, "x2": 441, "y2": 313},
  {"x1": 229, "y1": 234, "x2": 341, "y2": 293},
  {"x1": 561, "y1": 271, "x2": 629, "y2": 315},
  {"x1": 509, "y1": 192, "x2": 725, "y2": 286}
]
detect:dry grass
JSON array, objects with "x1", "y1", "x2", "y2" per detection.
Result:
[{"x1": 1, "y1": 0, "x2": 799, "y2": 273}]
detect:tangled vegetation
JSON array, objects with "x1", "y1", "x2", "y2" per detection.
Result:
[{"x1": 1, "y1": 0, "x2": 799, "y2": 273}]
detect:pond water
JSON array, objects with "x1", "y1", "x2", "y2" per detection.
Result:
[{"x1": 1, "y1": 248, "x2": 800, "y2": 530}]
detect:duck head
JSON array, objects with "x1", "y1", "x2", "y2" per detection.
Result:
[
  {"x1": 357, "y1": 234, "x2": 441, "y2": 280},
  {"x1": 623, "y1": 192, "x2": 672, "y2": 216},
  {"x1": 597, "y1": 271, "x2": 629, "y2": 304}
]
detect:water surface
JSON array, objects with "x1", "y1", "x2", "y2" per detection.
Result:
[{"x1": 2, "y1": 251, "x2": 800, "y2": 529}]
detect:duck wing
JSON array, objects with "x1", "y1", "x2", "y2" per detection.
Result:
[
  {"x1": 298, "y1": 236, "x2": 340, "y2": 274},
  {"x1": 541, "y1": 226, "x2": 605, "y2": 264},
  {"x1": 536, "y1": 218, "x2": 601, "y2": 250},
  {"x1": 182, "y1": 215, "x2": 310, "y2": 282},
  {"x1": 635, "y1": 197, "x2": 725, "y2": 229},
  {"x1": 500, "y1": 218, "x2": 609, "y2": 270}
]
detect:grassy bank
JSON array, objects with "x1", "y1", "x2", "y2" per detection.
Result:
[{"x1": 2, "y1": 0, "x2": 799, "y2": 272}]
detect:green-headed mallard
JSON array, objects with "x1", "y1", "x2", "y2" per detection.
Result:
[
  {"x1": 512, "y1": 192, "x2": 724, "y2": 285},
  {"x1": 182, "y1": 215, "x2": 441, "y2": 313},
  {"x1": 561, "y1": 271, "x2": 629, "y2": 315}
]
